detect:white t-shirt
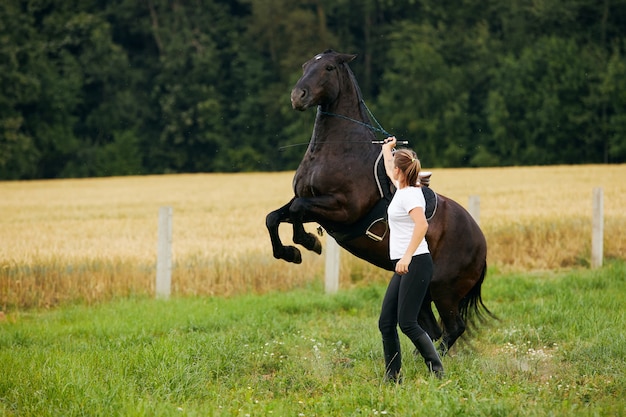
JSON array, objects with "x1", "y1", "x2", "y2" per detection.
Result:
[{"x1": 387, "y1": 185, "x2": 429, "y2": 260}]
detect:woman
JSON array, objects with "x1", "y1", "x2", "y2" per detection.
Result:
[{"x1": 379, "y1": 136, "x2": 444, "y2": 382}]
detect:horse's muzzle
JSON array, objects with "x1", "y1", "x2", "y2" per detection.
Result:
[{"x1": 291, "y1": 88, "x2": 309, "y2": 111}]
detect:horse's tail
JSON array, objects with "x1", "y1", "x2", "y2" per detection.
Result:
[{"x1": 459, "y1": 260, "x2": 497, "y2": 327}]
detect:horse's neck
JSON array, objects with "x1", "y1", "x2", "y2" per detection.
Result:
[
  {"x1": 316, "y1": 93, "x2": 371, "y2": 132},
  {"x1": 325, "y1": 79, "x2": 366, "y2": 120},
  {"x1": 313, "y1": 102, "x2": 371, "y2": 137},
  {"x1": 310, "y1": 74, "x2": 376, "y2": 154},
  {"x1": 309, "y1": 107, "x2": 377, "y2": 162}
]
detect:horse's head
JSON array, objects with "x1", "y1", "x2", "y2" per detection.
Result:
[{"x1": 291, "y1": 50, "x2": 357, "y2": 111}]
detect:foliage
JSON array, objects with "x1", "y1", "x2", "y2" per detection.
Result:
[{"x1": 1, "y1": 0, "x2": 626, "y2": 178}]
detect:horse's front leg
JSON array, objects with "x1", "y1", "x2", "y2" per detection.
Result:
[
  {"x1": 265, "y1": 199, "x2": 303, "y2": 264},
  {"x1": 289, "y1": 195, "x2": 346, "y2": 255}
]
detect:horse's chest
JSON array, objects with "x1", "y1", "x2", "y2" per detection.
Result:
[
  {"x1": 293, "y1": 164, "x2": 331, "y2": 197},
  {"x1": 293, "y1": 170, "x2": 316, "y2": 197},
  {"x1": 293, "y1": 151, "x2": 372, "y2": 198}
]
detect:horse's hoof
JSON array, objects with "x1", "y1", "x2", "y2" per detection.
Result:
[
  {"x1": 313, "y1": 239, "x2": 322, "y2": 255},
  {"x1": 307, "y1": 233, "x2": 322, "y2": 254},
  {"x1": 282, "y1": 246, "x2": 302, "y2": 264},
  {"x1": 297, "y1": 233, "x2": 323, "y2": 255}
]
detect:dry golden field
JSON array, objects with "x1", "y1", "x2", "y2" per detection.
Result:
[{"x1": 1, "y1": 165, "x2": 625, "y2": 310}]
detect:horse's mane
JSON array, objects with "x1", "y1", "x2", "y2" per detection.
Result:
[{"x1": 342, "y1": 63, "x2": 372, "y2": 125}]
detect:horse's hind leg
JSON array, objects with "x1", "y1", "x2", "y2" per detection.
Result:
[
  {"x1": 266, "y1": 201, "x2": 303, "y2": 264},
  {"x1": 429, "y1": 274, "x2": 466, "y2": 354},
  {"x1": 433, "y1": 296, "x2": 466, "y2": 355},
  {"x1": 418, "y1": 293, "x2": 443, "y2": 341}
]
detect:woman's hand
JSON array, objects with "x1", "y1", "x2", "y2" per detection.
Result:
[
  {"x1": 395, "y1": 254, "x2": 411, "y2": 275},
  {"x1": 382, "y1": 136, "x2": 397, "y2": 150}
]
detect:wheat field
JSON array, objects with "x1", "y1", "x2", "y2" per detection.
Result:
[{"x1": 1, "y1": 165, "x2": 625, "y2": 309}]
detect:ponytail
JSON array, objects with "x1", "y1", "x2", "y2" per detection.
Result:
[{"x1": 394, "y1": 149, "x2": 421, "y2": 186}]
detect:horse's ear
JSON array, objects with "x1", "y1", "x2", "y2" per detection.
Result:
[{"x1": 337, "y1": 53, "x2": 357, "y2": 64}]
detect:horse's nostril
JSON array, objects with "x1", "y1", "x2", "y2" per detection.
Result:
[{"x1": 290, "y1": 86, "x2": 311, "y2": 110}]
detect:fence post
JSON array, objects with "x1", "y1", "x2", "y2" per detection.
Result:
[
  {"x1": 591, "y1": 187, "x2": 603, "y2": 269},
  {"x1": 469, "y1": 195, "x2": 480, "y2": 225},
  {"x1": 325, "y1": 234, "x2": 340, "y2": 294},
  {"x1": 156, "y1": 206, "x2": 173, "y2": 299}
]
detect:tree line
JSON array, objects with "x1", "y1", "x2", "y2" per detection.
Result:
[{"x1": 1, "y1": 0, "x2": 625, "y2": 180}]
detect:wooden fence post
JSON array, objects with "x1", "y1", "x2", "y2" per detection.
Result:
[
  {"x1": 469, "y1": 195, "x2": 480, "y2": 225},
  {"x1": 591, "y1": 187, "x2": 603, "y2": 269},
  {"x1": 156, "y1": 206, "x2": 173, "y2": 299},
  {"x1": 325, "y1": 234, "x2": 340, "y2": 294}
]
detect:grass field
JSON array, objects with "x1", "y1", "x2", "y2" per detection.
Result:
[
  {"x1": 1, "y1": 165, "x2": 626, "y2": 309},
  {"x1": 1, "y1": 262, "x2": 624, "y2": 416}
]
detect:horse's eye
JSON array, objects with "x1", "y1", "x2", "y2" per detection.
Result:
[{"x1": 326, "y1": 65, "x2": 335, "y2": 71}]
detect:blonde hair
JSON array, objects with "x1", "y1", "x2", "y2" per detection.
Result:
[{"x1": 394, "y1": 148, "x2": 421, "y2": 186}]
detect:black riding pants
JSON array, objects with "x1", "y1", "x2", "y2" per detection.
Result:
[{"x1": 378, "y1": 253, "x2": 433, "y2": 344}]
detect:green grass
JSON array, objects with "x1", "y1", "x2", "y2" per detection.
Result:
[{"x1": 1, "y1": 263, "x2": 625, "y2": 416}]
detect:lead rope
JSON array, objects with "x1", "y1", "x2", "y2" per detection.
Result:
[
  {"x1": 320, "y1": 99, "x2": 393, "y2": 138},
  {"x1": 279, "y1": 101, "x2": 407, "y2": 150},
  {"x1": 361, "y1": 100, "x2": 392, "y2": 137}
]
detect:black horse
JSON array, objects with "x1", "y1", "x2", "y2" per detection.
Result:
[{"x1": 266, "y1": 50, "x2": 492, "y2": 352}]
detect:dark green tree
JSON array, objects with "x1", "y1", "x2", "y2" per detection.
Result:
[{"x1": 0, "y1": 1, "x2": 41, "y2": 179}]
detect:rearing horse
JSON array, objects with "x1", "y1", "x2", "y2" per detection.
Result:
[{"x1": 266, "y1": 50, "x2": 491, "y2": 352}]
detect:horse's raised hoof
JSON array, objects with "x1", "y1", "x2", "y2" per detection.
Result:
[
  {"x1": 304, "y1": 232, "x2": 322, "y2": 254},
  {"x1": 312, "y1": 236, "x2": 322, "y2": 255},
  {"x1": 296, "y1": 232, "x2": 323, "y2": 255},
  {"x1": 275, "y1": 246, "x2": 302, "y2": 264}
]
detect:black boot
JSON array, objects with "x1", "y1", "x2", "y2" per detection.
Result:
[
  {"x1": 382, "y1": 338, "x2": 402, "y2": 383},
  {"x1": 414, "y1": 333, "x2": 444, "y2": 379}
]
